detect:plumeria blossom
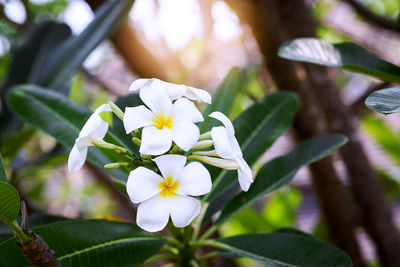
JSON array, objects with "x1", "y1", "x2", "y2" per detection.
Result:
[
  {"x1": 129, "y1": 78, "x2": 212, "y2": 104},
  {"x1": 209, "y1": 111, "x2": 253, "y2": 191},
  {"x1": 68, "y1": 104, "x2": 111, "y2": 172},
  {"x1": 127, "y1": 154, "x2": 212, "y2": 232},
  {"x1": 123, "y1": 84, "x2": 203, "y2": 155}
]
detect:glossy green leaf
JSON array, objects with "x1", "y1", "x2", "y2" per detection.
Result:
[
  {"x1": 365, "y1": 86, "x2": 400, "y2": 114},
  {"x1": 279, "y1": 38, "x2": 400, "y2": 83},
  {"x1": 0, "y1": 182, "x2": 20, "y2": 223},
  {"x1": 39, "y1": 0, "x2": 135, "y2": 90},
  {"x1": 216, "y1": 230, "x2": 352, "y2": 267},
  {"x1": 7, "y1": 85, "x2": 132, "y2": 184},
  {"x1": 199, "y1": 67, "x2": 243, "y2": 132},
  {"x1": 0, "y1": 214, "x2": 69, "y2": 243},
  {"x1": 203, "y1": 92, "x2": 299, "y2": 221},
  {"x1": 0, "y1": 153, "x2": 6, "y2": 182},
  {"x1": 0, "y1": 219, "x2": 165, "y2": 267},
  {"x1": 216, "y1": 134, "x2": 348, "y2": 224}
]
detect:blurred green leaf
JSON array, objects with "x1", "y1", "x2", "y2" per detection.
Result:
[
  {"x1": 200, "y1": 67, "x2": 243, "y2": 132},
  {"x1": 215, "y1": 230, "x2": 352, "y2": 267},
  {"x1": 216, "y1": 134, "x2": 348, "y2": 224},
  {"x1": 40, "y1": 0, "x2": 135, "y2": 90},
  {"x1": 362, "y1": 115, "x2": 400, "y2": 163},
  {"x1": 365, "y1": 86, "x2": 400, "y2": 114},
  {"x1": 0, "y1": 153, "x2": 6, "y2": 182},
  {"x1": 0, "y1": 182, "x2": 20, "y2": 223},
  {"x1": 203, "y1": 92, "x2": 299, "y2": 222},
  {"x1": 279, "y1": 38, "x2": 400, "y2": 83},
  {"x1": 7, "y1": 85, "x2": 132, "y2": 185},
  {"x1": 261, "y1": 188, "x2": 302, "y2": 229},
  {"x1": 0, "y1": 127, "x2": 36, "y2": 160},
  {"x1": 0, "y1": 219, "x2": 165, "y2": 266}
]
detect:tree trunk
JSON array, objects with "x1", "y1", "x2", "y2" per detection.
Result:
[{"x1": 226, "y1": 0, "x2": 400, "y2": 266}]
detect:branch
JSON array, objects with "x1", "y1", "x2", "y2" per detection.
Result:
[{"x1": 344, "y1": 0, "x2": 400, "y2": 33}]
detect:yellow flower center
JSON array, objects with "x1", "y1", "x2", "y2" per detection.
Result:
[
  {"x1": 153, "y1": 114, "x2": 173, "y2": 130},
  {"x1": 158, "y1": 176, "x2": 179, "y2": 198}
]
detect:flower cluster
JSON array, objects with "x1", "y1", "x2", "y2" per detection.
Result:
[{"x1": 68, "y1": 78, "x2": 253, "y2": 232}]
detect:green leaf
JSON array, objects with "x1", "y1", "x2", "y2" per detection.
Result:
[
  {"x1": 0, "y1": 219, "x2": 165, "y2": 267},
  {"x1": 215, "y1": 230, "x2": 352, "y2": 267},
  {"x1": 39, "y1": 0, "x2": 135, "y2": 90},
  {"x1": 0, "y1": 127, "x2": 36, "y2": 160},
  {"x1": 203, "y1": 92, "x2": 299, "y2": 221},
  {"x1": 0, "y1": 214, "x2": 69, "y2": 243},
  {"x1": 199, "y1": 67, "x2": 243, "y2": 132},
  {"x1": 279, "y1": 38, "x2": 400, "y2": 84},
  {"x1": 7, "y1": 85, "x2": 132, "y2": 184},
  {"x1": 0, "y1": 182, "x2": 20, "y2": 223},
  {"x1": 362, "y1": 115, "x2": 400, "y2": 164},
  {"x1": 0, "y1": 153, "x2": 6, "y2": 182},
  {"x1": 216, "y1": 134, "x2": 348, "y2": 224},
  {"x1": 365, "y1": 86, "x2": 400, "y2": 114}
]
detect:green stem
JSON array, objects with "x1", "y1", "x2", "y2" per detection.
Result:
[
  {"x1": 141, "y1": 253, "x2": 177, "y2": 266},
  {"x1": 198, "y1": 251, "x2": 218, "y2": 261},
  {"x1": 190, "y1": 259, "x2": 200, "y2": 267},
  {"x1": 199, "y1": 224, "x2": 219, "y2": 241},
  {"x1": 9, "y1": 220, "x2": 30, "y2": 244},
  {"x1": 91, "y1": 140, "x2": 129, "y2": 154},
  {"x1": 191, "y1": 202, "x2": 209, "y2": 242},
  {"x1": 193, "y1": 239, "x2": 227, "y2": 250}
]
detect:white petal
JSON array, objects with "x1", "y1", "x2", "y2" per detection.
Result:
[
  {"x1": 170, "y1": 98, "x2": 203, "y2": 123},
  {"x1": 238, "y1": 170, "x2": 252, "y2": 192},
  {"x1": 140, "y1": 126, "x2": 172, "y2": 155},
  {"x1": 137, "y1": 195, "x2": 170, "y2": 232},
  {"x1": 123, "y1": 105, "x2": 156, "y2": 134},
  {"x1": 168, "y1": 195, "x2": 201, "y2": 228},
  {"x1": 209, "y1": 111, "x2": 235, "y2": 136},
  {"x1": 126, "y1": 167, "x2": 163, "y2": 203},
  {"x1": 184, "y1": 86, "x2": 212, "y2": 104},
  {"x1": 152, "y1": 154, "x2": 186, "y2": 179},
  {"x1": 139, "y1": 82, "x2": 172, "y2": 116},
  {"x1": 190, "y1": 155, "x2": 240, "y2": 170},
  {"x1": 93, "y1": 104, "x2": 111, "y2": 115},
  {"x1": 68, "y1": 144, "x2": 87, "y2": 172},
  {"x1": 171, "y1": 122, "x2": 199, "y2": 151},
  {"x1": 129, "y1": 78, "x2": 153, "y2": 91},
  {"x1": 95, "y1": 120, "x2": 109, "y2": 140},
  {"x1": 211, "y1": 126, "x2": 235, "y2": 159},
  {"x1": 79, "y1": 115, "x2": 102, "y2": 138},
  {"x1": 176, "y1": 162, "x2": 211, "y2": 196},
  {"x1": 152, "y1": 79, "x2": 185, "y2": 100}
]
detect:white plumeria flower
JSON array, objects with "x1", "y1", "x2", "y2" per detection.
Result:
[
  {"x1": 209, "y1": 111, "x2": 253, "y2": 191},
  {"x1": 129, "y1": 78, "x2": 212, "y2": 104},
  {"x1": 68, "y1": 104, "x2": 111, "y2": 172},
  {"x1": 123, "y1": 84, "x2": 203, "y2": 155},
  {"x1": 127, "y1": 154, "x2": 212, "y2": 232}
]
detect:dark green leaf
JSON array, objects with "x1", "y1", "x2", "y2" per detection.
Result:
[
  {"x1": 7, "y1": 85, "x2": 132, "y2": 184},
  {"x1": 216, "y1": 134, "x2": 348, "y2": 224},
  {"x1": 199, "y1": 67, "x2": 243, "y2": 132},
  {"x1": 365, "y1": 86, "x2": 400, "y2": 114},
  {"x1": 40, "y1": 0, "x2": 135, "y2": 90},
  {"x1": 0, "y1": 153, "x2": 6, "y2": 182},
  {"x1": 0, "y1": 214, "x2": 69, "y2": 243},
  {"x1": 0, "y1": 219, "x2": 165, "y2": 267},
  {"x1": 203, "y1": 92, "x2": 299, "y2": 221},
  {"x1": 216, "y1": 230, "x2": 352, "y2": 267},
  {"x1": 0, "y1": 127, "x2": 36, "y2": 160},
  {"x1": 0, "y1": 182, "x2": 20, "y2": 223},
  {"x1": 279, "y1": 38, "x2": 400, "y2": 83}
]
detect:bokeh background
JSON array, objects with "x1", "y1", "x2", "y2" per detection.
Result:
[{"x1": 1, "y1": 0, "x2": 400, "y2": 266}]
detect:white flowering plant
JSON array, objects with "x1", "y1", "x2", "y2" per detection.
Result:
[{"x1": 0, "y1": 69, "x2": 352, "y2": 266}]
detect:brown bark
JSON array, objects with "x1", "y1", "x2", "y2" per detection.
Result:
[
  {"x1": 18, "y1": 233, "x2": 61, "y2": 267},
  {"x1": 226, "y1": 0, "x2": 400, "y2": 266}
]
